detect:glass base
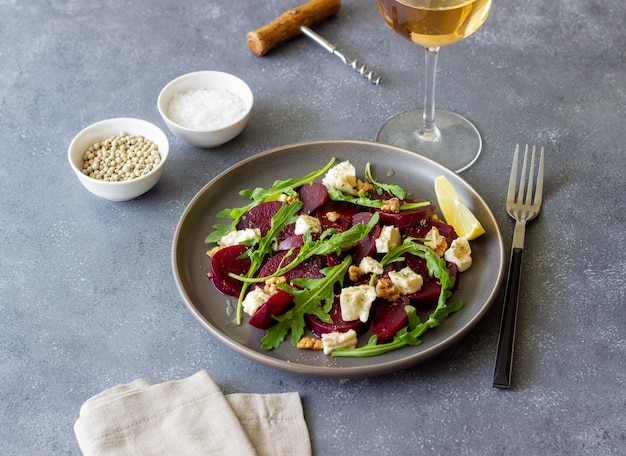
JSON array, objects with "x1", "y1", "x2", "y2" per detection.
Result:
[{"x1": 376, "y1": 109, "x2": 482, "y2": 173}]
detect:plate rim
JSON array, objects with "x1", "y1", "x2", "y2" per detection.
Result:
[{"x1": 171, "y1": 139, "x2": 506, "y2": 378}]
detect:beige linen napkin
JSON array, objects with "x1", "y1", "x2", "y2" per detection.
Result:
[{"x1": 74, "y1": 370, "x2": 311, "y2": 456}]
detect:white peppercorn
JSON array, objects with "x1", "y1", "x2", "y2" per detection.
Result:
[{"x1": 81, "y1": 132, "x2": 161, "y2": 182}]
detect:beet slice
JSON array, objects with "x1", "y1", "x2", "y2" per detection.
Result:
[
  {"x1": 248, "y1": 290, "x2": 294, "y2": 329},
  {"x1": 405, "y1": 219, "x2": 458, "y2": 245},
  {"x1": 257, "y1": 249, "x2": 325, "y2": 281},
  {"x1": 317, "y1": 201, "x2": 360, "y2": 231},
  {"x1": 298, "y1": 182, "x2": 329, "y2": 214},
  {"x1": 276, "y1": 234, "x2": 305, "y2": 251},
  {"x1": 306, "y1": 296, "x2": 368, "y2": 336},
  {"x1": 208, "y1": 245, "x2": 250, "y2": 297},
  {"x1": 371, "y1": 296, "x2": 410, "y2": 343},
  {"x1": 406, "y1": 262, "x2": 459, "y2": 308},
  {"x1": 236, "y1": 201, "x2": 283, "y2": 235},
  {"x1": 377, "y1": 204, "x2": 436, "y2": 229},
  {"x1": 350, "y1": 224, "x2": 381, "y2": 265}
]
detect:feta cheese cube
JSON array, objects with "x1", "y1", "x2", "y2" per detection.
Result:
[
  {"x1": 340, "y1": 284, "x2": 377, "y2": 322},
  {"x1": 241, "y1": 287, "x2": 270, "y2": 316},
  {"x1": 375, "y1": 225, "x2": 401, "y2": 253},
  {"x1": 321, "y1": 329, "x2": 358, "y2": 355},
  {"x1": 388, "y1": 267, "x2": 423, "y2": 294},
  {"x1": 358, "y1": 256, "x2": 383, "y2": 275},
  {"x1": 294, "y1": 214, "x2": 322, "y2": 235},
  {"x1": 219, "y1": 228, "x2": 261, "y2": 246},
  {"x1": 322, "y1": 160, "x2": 358, "y2": 196},
  {"x1": 444, "y1": 237, "x2": 472, "y2": 272}
]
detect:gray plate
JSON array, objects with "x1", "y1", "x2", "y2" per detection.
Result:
[{"x1": 172, "y1": 140, "x2": 505, "y2": 378}]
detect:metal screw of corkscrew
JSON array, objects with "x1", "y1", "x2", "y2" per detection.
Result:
[{"x1": 300, "y1": 26, "x2": 381, "y2": 85}]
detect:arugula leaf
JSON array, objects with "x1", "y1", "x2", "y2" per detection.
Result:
[
  {"x1": 260, "y1": 256, "x2": 352, "y2": 350},
  {"x1": 331, "y1": 238, "x2": 463, "y2": 357},
  {"x1": 234, "y1": 201, "x2": 303, "y2": 324},
  {"x1": 204, "y1": 158, "x2": 336, "y2": 244},
  {"x1": 365, "y1": 162, "x2": 407, "y2": 199},
  {"x1": 327, "y1": 186, "x2": 431, "y2": 211}
]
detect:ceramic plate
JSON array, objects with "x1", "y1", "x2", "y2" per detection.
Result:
[{"x1": 172, "y1": 140, "x2": 505, "y2": 378}]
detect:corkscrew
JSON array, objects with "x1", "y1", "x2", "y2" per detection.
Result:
[{"x1": 246, "y1": 0, "x2": 381, "y2": 85}]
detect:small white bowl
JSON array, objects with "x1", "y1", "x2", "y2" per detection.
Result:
[
  {"x1": 157, "y1": 70, "x2": 253, "y2": 148},
  {"x1": 68, "y1": 118, "x2": 169, "y2": 201}
]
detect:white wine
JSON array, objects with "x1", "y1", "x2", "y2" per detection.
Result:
[{"x1": 377, "y1": 0, "x2": 491, "y2": 47}]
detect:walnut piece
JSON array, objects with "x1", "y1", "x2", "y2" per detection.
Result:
[
  {"x1": 348, "y1": 265, "x2": 362, "y2": 282},
  {"x1": 297, "y1": 337, "x2": 323, "y2": 350},
  {"x1": 263, "y1": 276, "x2": 287, "y2": 295},
  {"x1": 381, "y1": 197, "x2": 401, "y2": 213},
  {"x1": 376, "y1": 278, "x2": 400, "y2": 302}
]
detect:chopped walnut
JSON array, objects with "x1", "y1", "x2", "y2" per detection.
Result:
[
  {"x1": 325, "y1": 211, "x2": 340, "y2": 222},
  {"x1": 279, "y1": 194, "x2": 300, "y2": 204},
  {"x1": 381, "y1": 197, "x2": 401, "y2": 213},
  {"x1": 358, "y1": 181, "x2": 374, "y2": 195},
  {"x1": 348, "y1": 265, "x2": 362, "y2": 282},
  {"x1": 297, "y1": 337, "x2": 323, "y2": 350},
  {"x1": 263, "y1": 276, "x2": 287, "y2": 295},
  {"x1": 424, "y1": 227, "x2": 448, "y2": 257},
  {"x1": 376, "y1": 278, "x2": 400, "y2": 302}
]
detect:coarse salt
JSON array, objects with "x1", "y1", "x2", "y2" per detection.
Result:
[{"x1": 167, "y1": 88, "x2": 246, "y2": 130}]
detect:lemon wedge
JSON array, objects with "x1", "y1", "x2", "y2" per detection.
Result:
[{"x1": 434, "y1": 175, "x2": 485, "y2": 240}]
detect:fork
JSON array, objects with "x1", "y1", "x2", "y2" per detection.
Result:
[{"x1": 493, "y1": 144, "x2": 545, "y2": 389}]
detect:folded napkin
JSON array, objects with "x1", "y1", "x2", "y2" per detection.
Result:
[{"x1": 74, "y1": 370, "x2": 311, "y2": 456}]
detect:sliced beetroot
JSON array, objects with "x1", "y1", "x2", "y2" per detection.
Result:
[
  {"x1": 317, "y1": 201, "x2": 361, "y2": 231},
  {"x1": 406, "y1": 262, "x2": 459, "y2": 308},
  {"x1": 306, "y1": 296, "x2": 368, "y2": 336},
  {"x1": 298, "y1": 182, "x2": 329, "y2": 214},
  {"x1": 248, "y1": 290, "x2": 294, "y2": 329},
  {"x1": 276, "y1": 223, "x2": 296, "y2": 243},
  {"x1": 236, "y1": 201, "x2": 283, "y2": 235},
  {"x1": 351, "y1": 212, "x2": 374, "y2": 226},
  {"x1": 276, "y1": 234, "x2": 304, "y2": 251},
  {"x1": 351, "y1": 224, "x2": 381, "y2": 265},
  {"x1": 377, "y1": 204, "x2": 436, "y2": 229},
  {"x1": 208, "y1": 245, "x2": 250, "y2": 297},
  {"x1": 404, "y1": 253, "x2": 430, "y2": 277},
  {"x1": 257, "y1": 249, "x2": 325, "y2": 281},
  {"x1": 371, "y1": 297, "x2": 410, "y2": 343},
  {"x1": 405, "y1": 219, "x2": 458, "y2": 245}
]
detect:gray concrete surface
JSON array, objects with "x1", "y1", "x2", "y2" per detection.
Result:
[{"x1": 1, "y1": 0, "x2": 624, "y2": 454}]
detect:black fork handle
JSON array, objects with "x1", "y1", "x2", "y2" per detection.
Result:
[{"x1": 492, "y1": 247, "x2": 523, "y2": 388}]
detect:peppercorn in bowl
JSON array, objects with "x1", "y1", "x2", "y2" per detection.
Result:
[
  {"x1": 157, "y1": 71, "x2": 253, "y2": 148},
  {"x1": 68, "y1": 118, "x2": 169, "y2": 201}
]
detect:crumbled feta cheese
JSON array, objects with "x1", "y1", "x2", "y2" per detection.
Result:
[
  {"x1": 424, "y1": 226, "x2": 447, "y2": 257},
  {"x1": 358, "y1": 256, "x2": 383, "y2": 275},
  {"x1": 322, "y1": 160, "x2": 358, "y2": 196},
  {"x1": 219, "y1": 228, "x2": 261, "y2": 246},
  {"x1": 294, "y1": 214, "x2": 322, "y2": 235},
  {"x1": 388, "y1": 267, "x2": 423, "y2": 294},
  {"x1": 321, "y1": 329, "x2": 358, "y2": 355},
  {"x1": 241, "y1": 287, "x2": 270, "y2": 316},
  {"x1": 340, "y1": 284, "x2": 377, "y2": 322},
  {"x1": 375, "y1": 225, "x2": 401, "y2": 253},
  {"x1": 444, "y1": 237, "x2": 472, "y2": 272}
]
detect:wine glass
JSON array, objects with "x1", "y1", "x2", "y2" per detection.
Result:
[{"x1": 376, "y1": 0, "x2": 491, "y2": 172}]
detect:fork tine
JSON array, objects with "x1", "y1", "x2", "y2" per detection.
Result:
[
  {"x1": 525, "y1": 146, "x2": 536, "y2": 206},
  {"x1": 517, "y1": 145, "x2": 529, "y2": 203},
  {"x1": 533, "y1": 147, "x2": 545, "y2": 206},
  {"x1": 508, "y1": 144, "x2": 520, "y2": 203}
]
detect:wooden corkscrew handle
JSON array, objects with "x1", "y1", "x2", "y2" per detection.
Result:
[{"x1": 246, "y1": 0, "x2": 341, "y2": 56}]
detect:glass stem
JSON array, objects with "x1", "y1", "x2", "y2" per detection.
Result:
[{"x1": 418, "y1": 46, "x2": 441, "y2": 142}]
